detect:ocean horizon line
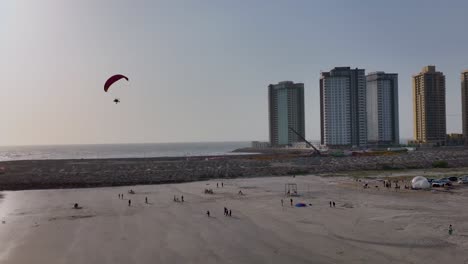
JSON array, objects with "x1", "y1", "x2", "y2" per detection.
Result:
[{"x1": 0, "y1": 141, "x2": 257, "y2": 148}]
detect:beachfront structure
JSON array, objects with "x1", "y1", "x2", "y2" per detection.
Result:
[
  {"x1": 251, "y1": 141, "x2": 271, "y2": 149},
  {"x1": 412, "y1": 66, "x2": 446, "y2": 146},
  {"x1": 290, "y1": 142, "x2": 309, "y2": 149},
  {"x1": 446, "y1": 133, "x2": 464, "y2": 146},
  {"x1": 462, "y1": 70, "x2": 468, "y2": 145},
  {"x1": 320, "y1": 67, "x2": 367, "y2": 147},
  {"x1": 268, "y1": 81, "x2": 305, "y2": 146},
  {"x1": 366, "y1": 72, "x2": 399, "y2": 146}
]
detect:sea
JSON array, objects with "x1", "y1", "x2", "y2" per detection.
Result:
[{"x1": 0, "y1": 142, "x2": 251, "y2": 161}]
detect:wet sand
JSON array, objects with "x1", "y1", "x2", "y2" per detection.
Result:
[{"x1": 1, "y1": 175, "x2": 467, "y2": 264}]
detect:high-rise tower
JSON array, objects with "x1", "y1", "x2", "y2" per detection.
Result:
[
  {"x1": 366, "y1": 72, "x2": 399, "y2": 145},
  {"x1": 461, "y1": 70, "x2": 468, "y2": 145},
  {"x1": 268, "y1": 81, "x2": 305, "y2": 146},
  {"x1": 320, "y1": 67, "x2": 367, "y2": 147},
  {"x1": 413, "y1": 66, "x2": 446, "y2": 146}
]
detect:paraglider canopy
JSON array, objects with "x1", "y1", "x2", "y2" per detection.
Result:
[
  {"x1": 295, "y1": 203, "x2": 307, "y2": 207},
  {"x1": 104, "y1": 74, "x2": 128, "y2": 92}
]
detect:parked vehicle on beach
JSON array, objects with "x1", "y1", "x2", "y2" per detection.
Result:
[
  {"x1": 438, "y1": 178, "x2": 452, "y2": 186},
  {"x1": 458, "y1": 176, "x2": 468, "y2": 184},
  {"x1": 432, "y1": 180, "x2": 451, "y2": 187},
  {"x1": 431, "y1": 181, "x2": 444, "y2": 187},
  {"x1": 448, "y1": 176, "x2": 458, "y2": 182}
]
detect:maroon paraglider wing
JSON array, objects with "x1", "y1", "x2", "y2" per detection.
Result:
[{"x1": 104, "y1": 74, "x2": 129, "y2": 92}]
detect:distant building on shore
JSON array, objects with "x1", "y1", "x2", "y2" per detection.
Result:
[
  {"x1": 268, "y1": 81, "x2": 305, "y2": 147},
  {"x1": 366, "y1": 72, "x2": 399, "y2": 146},
  {"x1": 446, "y1": 133, "x2": 464, "y2": 146},
  {"x1": 290, "y1": 141, "x2": 309, "y2": 149},
  {"x1": 251, "y1": 141, "x2": 271, "y2": 149},
  {"x1": 462, "y1": 70, "x2": 468, "y2": 145},
  {"x1": 412, "y1": 66, "x2": 446, "y2": 146},
  {"x1": 320, "y1": 67, "x2": 367, "y2": 147}
]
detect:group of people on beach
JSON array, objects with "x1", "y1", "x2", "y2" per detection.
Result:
[
  {"x1": 117, "y1": 193, "x2": 132, "y2": 206},
  {"x1": 205, "y1": 207, "x2": 233, "y2": 218},
  {"x1": 116, "y1": 191, "x2": 151, "y2": 206},
  {"x1": 113, "y1": 183, "x2": 457, "y2": 238},
  {"x1": 280, "y1": 198, "x2": 294, "y2": 206},
  {"x1": 173, "y1": 195, "x2": 184, "y2": 202},
  {"x1": 361, "y1": 179, "x2": 409, "y2": 191},
  {"x1": 224, "y1": 207, "x2": 232, "y2": 217},
  {"x1": 382, "y1": 180, "x2": 403, "y2": 190}
]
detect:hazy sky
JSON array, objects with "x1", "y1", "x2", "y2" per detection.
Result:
[{"x1": 1, "y1": 0, "x2": 467, "y2": 146}]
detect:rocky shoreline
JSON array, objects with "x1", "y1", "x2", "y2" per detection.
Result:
[{"x1": 1, "y1": 147, "x2": 468, "y2": 191}]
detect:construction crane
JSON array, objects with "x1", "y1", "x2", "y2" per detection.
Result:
[{"x1": 288, "y1": 127, "x2": 321, "y2": 156}]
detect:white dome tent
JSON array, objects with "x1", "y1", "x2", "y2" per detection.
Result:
[{"x1": 411, "y1": 176, "x2": 431, "y2": 189}]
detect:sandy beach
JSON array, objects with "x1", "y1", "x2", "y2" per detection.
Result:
[{"x1": 1, "y1": 174, "x2": 468, "y2": 264}]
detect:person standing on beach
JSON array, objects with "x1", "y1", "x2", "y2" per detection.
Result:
[
  {"x1": 329, "y1": 201, "x2": 332, "y2": 207},
  {"x1": 145, "y1": 197, "x2": 148, "y2": 204},
  {"x1": 174, "y1": 195, "x2": 176, "y2": 202},
  {"x1": 181, "y1": 196, "x2": 184, "y2": 202},
  {"x1": 333, "y1": 201, "x2": 336, "y2": 207},
  {"x1": 217, "y1": 183, "x2": 219, "y2": 188},
  {"x1": 224, "y1": 207, "x2": 227, "y2": 216},
  {"x1": 128, "y1": 200, "x2": 131, "y2": 206},
  {"x1": 229, "y1": 210, "x2": 232, "y2": 217},
  {"x1": 281, "y1": 199, "x2": 284, "y2": 206},
  {"x1": 207, "y1": 210, "x2": 210, "y2": 217},
  {"x1": 290, "y1": 199, "x2": 293, "y2": 207},
  {"x1": 449, "y1": 225, "x2": 453, "y2": 235}
]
